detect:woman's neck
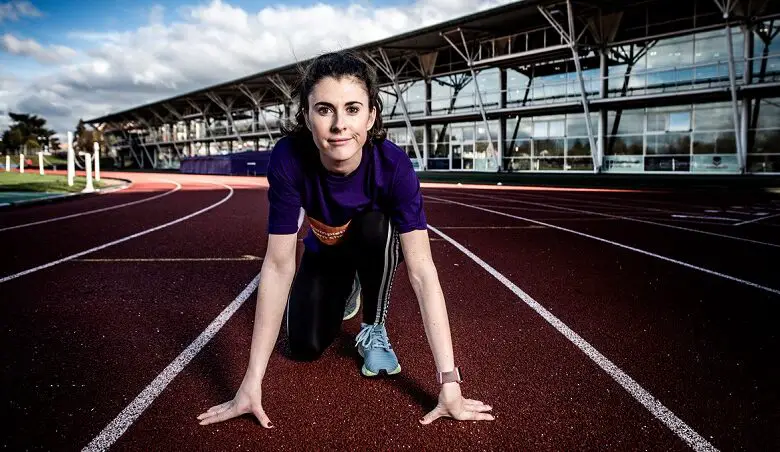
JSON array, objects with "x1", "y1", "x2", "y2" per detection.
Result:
[{"x1": 320, "y1": 147, "x2": 363, "y2": 176}]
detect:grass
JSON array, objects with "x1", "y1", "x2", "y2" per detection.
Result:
[{"x1": 0, "y1": 171, "x2": 106, "y2": 193}]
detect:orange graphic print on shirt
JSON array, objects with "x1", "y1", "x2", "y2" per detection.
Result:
[{"x1": 307, "y1": 215, "x2": 350, "y2": 246}]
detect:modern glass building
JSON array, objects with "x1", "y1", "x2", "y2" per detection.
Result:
[{"x1": 86, "y1": 0, "x2": 780, "y2": 175}]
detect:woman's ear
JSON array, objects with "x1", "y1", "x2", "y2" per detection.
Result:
[{"x1": 367, "y1": 106, "x2": 376, "y2": 132}]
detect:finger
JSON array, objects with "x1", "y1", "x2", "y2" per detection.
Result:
[
  {"x1": 455, "y1": 410, "x2": 495, "y2": 422},
  {"x1": 197, "y1": 402, "x2": 231, "y2": 420},
  {"x1": 419, "y1": 406, "x2": 445, "y2": 425},
  {"x1": 253, "y1": 408, "x2": 274, "y2": 429},
  {"x1": 464, "y1": 400, "x2": 493, "y2": 412},
  {"x1": 200, "y1": 404, "x2": 240, "y2": 426}
]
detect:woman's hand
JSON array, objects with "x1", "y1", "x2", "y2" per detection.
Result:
[
  {"x1": 197, "y1": 376, "x2": 273, "y2": 428},
  {"x1": 419, "y1": 382, "x2": 494, "y2": 424}
]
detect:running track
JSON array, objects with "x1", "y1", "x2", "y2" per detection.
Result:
[{"x1": 1, "y1": 171, "x2": 777, "y2": 451}]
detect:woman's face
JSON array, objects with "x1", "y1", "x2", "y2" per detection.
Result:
[{"x1": 305, "y1": 75, "x2": 376, "y2": 173}]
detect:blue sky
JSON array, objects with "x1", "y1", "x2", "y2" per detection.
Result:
[{"x1": 0, "y1": 0, "x2": 509, "y2": 136}]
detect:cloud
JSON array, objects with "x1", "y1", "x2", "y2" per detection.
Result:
[
  {"x1": 0, "y1": 0, "x2": 41, "y2": 23},
  {"x1": 2, "y1": 0, "x2": 513, "y2": 136},
  {"x1": 1, "y1": 34, "x2": 78, "y2": 64}
]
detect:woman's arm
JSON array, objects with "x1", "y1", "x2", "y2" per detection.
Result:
[
  {"x1": 197, "y1": 232, "x2": 298, "y2": 427},
  {"x1": 244, "y1": 233, "x2": 298, "y2": 380},
  {"x1": 399, "y1": 229, "x2": 494, "y2": 424}
]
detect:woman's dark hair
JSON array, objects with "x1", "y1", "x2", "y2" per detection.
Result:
[{"x1": 281, "y1": 49, "x2": 386, "y2": 142}]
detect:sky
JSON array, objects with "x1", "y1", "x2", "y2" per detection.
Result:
[{"x1": 0, "y1": 0, "x2": 512, "y2": 138}]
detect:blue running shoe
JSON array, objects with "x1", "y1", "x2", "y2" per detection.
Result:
[
  {"x1": 343, "y1": 276, "x2": 361, "y2": 321},
  {"x1": 355, "y1": 322, "x2": 401, "y2": 377}
]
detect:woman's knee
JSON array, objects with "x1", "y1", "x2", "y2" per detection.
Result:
[{"x1": 287, "y1": 334, "x2": 326, "y2": 362}]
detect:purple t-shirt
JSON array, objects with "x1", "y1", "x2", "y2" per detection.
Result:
[{"x1": 266, "y1": 135, "x2": 427, "y2": 251}]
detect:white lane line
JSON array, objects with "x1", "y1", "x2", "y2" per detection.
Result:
[
  {"x1": 0, "y1": 182, "x2": 234, "y2": 285},
  {"x1": 427, "y1": 195, "x2": 780, "y2": 296},
  {"x1": 734, "y1": 212, "x2": 780, "y2": 226},
  {"x1": 445, "y1": 192, "x2": 780, "y2": 249},
  {"x1": 426, "y1": 224, "x2": 718, "y2": 452},
  {"x1": 0, "y1": 180, "x2": 182, "y2": 233},
  {"x1": 82, "y1": 272, "x2": 261, "y2": 452},
  {"x1": 436, "y1": 225, "x2": 546, "y2": 229},
  {"x1": 670, "y1": 214, "x2": 740, "y2": 222},
  {"x1": 74, "y1": 255, "x2": 263, "y2": 262}
]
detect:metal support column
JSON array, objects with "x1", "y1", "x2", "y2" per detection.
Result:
[
  {"x1": 539, "y1": 1, "x2": 600, "y2": 172},
  {"x1": 441, "y1": 29, "x2": 500, "y2": 171},
  {"x1": 742, "y1": 24, "x2": 753, "y2": 159},
  {"x1": 238, "y1": 85, "x2": 277, "y2": 146},
  {"x1": 599, "y1": 49, "x2": 608, "y2": 168},
  {"x1": 151, "y1": 107, "x2": 184, "y2": 161},
  {"x1": 132, "y1": 115, "x2": 160, "y2": 168},
  {"x1": 363, "y1": 49, "x2": 424, "y2": 170},
  {"x1": 206, "y1": 93, "x2": 244, "y2": 150},
  {"x1": 186, "y1": 101, "x2": 219, "y2": 150},
  {"x1": 712, "y1": 0, "x2": 745, "y2": 171}
]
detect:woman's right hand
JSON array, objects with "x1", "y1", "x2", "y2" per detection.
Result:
[{"x1": 196, "y1": 376, "x2": 273, "y2": 428}]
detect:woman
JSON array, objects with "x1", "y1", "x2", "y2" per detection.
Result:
[{"x1": 197, "y1": 50, "x2": 493, "y2": 428}]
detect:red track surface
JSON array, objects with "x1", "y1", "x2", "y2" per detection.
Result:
[{"x1": 1, "y1": 171, "x2": 778, "y2": 451}]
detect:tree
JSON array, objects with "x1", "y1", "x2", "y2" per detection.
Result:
[
  {"x1": 73, "y1": 119, "x2": 107, "y2": 155},
  {"x1": 1, "y1": 112, "x2": 58, "y2": 154}
]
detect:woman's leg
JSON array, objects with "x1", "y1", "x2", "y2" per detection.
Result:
[
  {"x1": 347, "y1": 210, "x2": 402, "y2": 327},
  {"x1": 347, "y1": 210, "x2": 403, "y2": 376},
  {"x1": 285, "y1": 244, "x2": 356, "y2": 361}
]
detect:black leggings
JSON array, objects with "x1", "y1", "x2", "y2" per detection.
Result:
[{"x1": 285, "y1": 210, "x2": 403, "y2": 361}]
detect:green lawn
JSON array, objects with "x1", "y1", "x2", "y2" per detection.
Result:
[{"x1": 0, "y1": 172, "x2": 106, "y2": 193}]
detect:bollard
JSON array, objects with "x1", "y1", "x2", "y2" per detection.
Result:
[
  {"x1": 79, "y1": 152, "x2": 95, "y2": 193},
  {"x1": 19, "y1": 154, "x2": 24, "y2": 173},
  {"x1": 39, "y1": 151, "x2": 45, "y2": 175},
  {"x1": 93, "y1": 141, "x2": 101, "y2": 181},
  {"x1": 5, "y1": 155, "x2": 9, "y2": 172},
  {"x1": 67, "y1": 131, "x2": 75, "y2": 186}
]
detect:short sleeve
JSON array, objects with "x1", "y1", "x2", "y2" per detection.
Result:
[
  {"x1": 266, "y1": 141, "x2": 303, "y2": 235},
  {"x1": 389, "y1": 154, "x2": 427, "y2": 233}
]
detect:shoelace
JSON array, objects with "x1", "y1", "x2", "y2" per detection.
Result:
[{"x1": 355, "y1": 324, "x2": 391, "y2": 350}]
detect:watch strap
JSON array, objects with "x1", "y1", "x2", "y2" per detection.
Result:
[{"x1": 437, "y1": 367, "x2": 463, "y2": 384}]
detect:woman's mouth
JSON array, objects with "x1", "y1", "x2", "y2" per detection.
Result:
[{"x1": 328, "y1": 137, "x2": 352, "y2": 146}]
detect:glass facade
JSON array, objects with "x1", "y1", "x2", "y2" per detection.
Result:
[{"x1": 377, "y1": 17, "x2": 780, "y2": 174}]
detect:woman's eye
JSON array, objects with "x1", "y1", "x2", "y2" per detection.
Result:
[
  {"x1": 317, "y1": 107, "x2": 331, "y2": 115},
  {"x1": 347, "y1": 106, "x2": 359, "y2": 114}
]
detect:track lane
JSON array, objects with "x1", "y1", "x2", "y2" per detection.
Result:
[
  {"x1": 442, "y1": 188, "x2": 780, "y2": 244},
  {"x1": 424, "y1": 192, "x2": 780, "y2": 291},
  {"x1": 0, "y1": 184, "x2": 268, "y2": 451},
  {"x1": 419, "y1": 197, "x2": 779, "y2": 451},
  {"x1": 94, "y1": 231, "x2": 691, "y2": 449},
  {"x1": 0, "y1": 180, "x2": 232, "y2": 280}
]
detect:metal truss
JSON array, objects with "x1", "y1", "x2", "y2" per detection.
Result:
[
  {"x1": 538, "y1": 0, "x2": 600, "y2": 173},
  {"x1": 238, "y1": 84, "x2": 277, "y2": 145},
  {"x1": 132, "y1": 114, "x2": 162, "y2": 168},
  {"x1": 185, "y1": 100, "x2": 219, "y2": 149},
  {"x1": 711, "y1": 0, "x2": 746, "y2": 172},
  {"x1": 364, "y1": 48, "x2": 425, "y2": 170},
  {"x1": 440, "y1": 29, "x2": 500, "y2": 171},
  {"x1": 149, "y1": 107, "x2": 184, "y2": 161},
  {"x1": 205, "y1": 92, "x2": 246, "y2": 150}
]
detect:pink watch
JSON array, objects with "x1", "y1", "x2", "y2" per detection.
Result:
[{"x1": 437, "y1": 367, "x2": 463, "y2": 384}]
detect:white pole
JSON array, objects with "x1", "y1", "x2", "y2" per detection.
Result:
[
  {"x1": 19, "y1": 154, "x2": 24, "y2": 173},
  {"x1": 80, "y1": 152, "x2": 94, "y2": 193},
  {"x1": 39, "y1": 151, "x2": 44, "y2": 175},
  {"x1": 67, "y1": 131, "x2": 75, "y2": 186},
  {"x1": 5, "y1": 155, "x2": 9, "y2": 172},
  {"x1": 93, "y1": 141, "x2": 101, "y2": 181}
]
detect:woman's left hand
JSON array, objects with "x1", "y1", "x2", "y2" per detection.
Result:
[{"x1": 419, "y1": 382, "x2": 494, "y2": 424}]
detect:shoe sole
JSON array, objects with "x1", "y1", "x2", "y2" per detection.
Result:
[
  {"x1": 342, "y1": 293, "x2": 360, "y2": 321},
  {"x1": 361, "y1": 364, "x2": 401, "y2": 377},
  {"x1": 357, "y1": 347, "x2": 401, "y2": 377}
]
